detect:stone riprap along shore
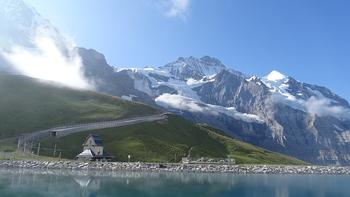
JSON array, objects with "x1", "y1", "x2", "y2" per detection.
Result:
[{"x1": 0, "y1": 160, "x2": 350, "y2": 175}]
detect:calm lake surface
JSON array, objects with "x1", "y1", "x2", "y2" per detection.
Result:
[{"x1": 0, "y1": 168, "x2": 349, "y2": 197}]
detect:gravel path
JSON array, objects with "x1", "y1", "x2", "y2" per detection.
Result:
[{"x1": 17, "y1": 114, "x2": 167, "y2": 149}]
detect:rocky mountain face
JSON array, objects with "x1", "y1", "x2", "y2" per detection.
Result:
[
  {"x1": 76, "y1": 48, "x2": 155, "y2": 105},
  {"x1": 77, "y1": 51, "x2": 350, "y2": 165},
  {"x1": 160, "y1": 56, "x2": 226, "y2": 80}
]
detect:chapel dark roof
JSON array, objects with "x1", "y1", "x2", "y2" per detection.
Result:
[{"x1": 85, "y1": 134, "x2": 103, "y2": 146}]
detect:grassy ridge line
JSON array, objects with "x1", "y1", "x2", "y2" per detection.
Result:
[
  {"x1": 38, "y1": 116, "x2": 307, "y2": 165},
  {"x1": 0, "y1": 74, "x2": 159, "y2": 139}
]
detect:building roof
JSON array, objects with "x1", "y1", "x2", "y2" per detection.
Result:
[
  {"x1": 84, "y1": 134, "x2": 103, "y2": 146},
  {"x1": 77, "y1": 149, "x2": 94, "y2": 157}
]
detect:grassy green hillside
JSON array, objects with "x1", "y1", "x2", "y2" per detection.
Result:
[
  {"x1": 202, "y1": 126, "x2": 307, "y2": 165},
  {"x1": 0, "y1": 74, "x2": 158, "y2": 139},
  {"x1": 39, "y1": 115, "x2": 307, "y2": 165}
]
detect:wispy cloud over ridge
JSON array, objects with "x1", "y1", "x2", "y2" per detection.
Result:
[
  {"x1": 304, "y1": 96, "x2": 350, "y2": 119},
  {"x1": 270, "y1": 93, "x2": 350, "y2": 120},
  {"x1": 1, "y1": 32, "x2": 93, "y2": 90},
  {"x1": 0, "y1": 0, "x2": 93, "y2": 90},
  {"x1": 155, "y1": 93, "x2": 264, "y2": 123}
]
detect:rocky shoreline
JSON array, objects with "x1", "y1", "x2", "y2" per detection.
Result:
[{"x1": 0, "y1": 160, "x2": 350, "y2": 175}]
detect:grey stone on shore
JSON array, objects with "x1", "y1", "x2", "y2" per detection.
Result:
[{"x1": 0, "y1": 160, "x2": 350, "y2": 175}]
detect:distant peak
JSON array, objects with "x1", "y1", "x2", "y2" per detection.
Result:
[
  {"x1": 247, "y1": 75, "x2": 259, "y2": 81},
  {"x1": 200, "y1": 55, "x2": 221, "y2": 63},
  {"x1": 174, "y1": 56, "x2": 225, "y2": 68},
  {"x1": 176, "y1": 57, "x2": 185, "y2": 61},
  {"x1": 265, "y1": 70, "x2": 287, "y2": 81},
  {"x1": 160, "y1": 56, "x2": 228, "y2": 80}
]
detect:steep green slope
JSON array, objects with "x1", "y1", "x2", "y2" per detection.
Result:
[
  {"x1": 39, "y1": 116, "x2": 307, "y2": 165},
  {"x1": 0, "y1": 74, "x2": 158, "y2": 139},
  {"x1": 202, "y1": 126, "x2": 307, "y2": 165}
]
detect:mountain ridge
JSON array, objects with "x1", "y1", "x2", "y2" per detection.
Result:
[
  {"x1": 0, "y1": 74, "x2": 307, "y2": 165},
  {"x1": 76, "y1": 51, "x2": 350, "y2": 165}
]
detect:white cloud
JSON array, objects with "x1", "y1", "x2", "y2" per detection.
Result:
[
  {"x1": 167, "y1": 0, "x2": 190, "y2": 17},
  {"x1": 304, "y1": 96, "x2": 350, "y2": 119},
  {"x1": 1, "y1": 34, "x2": 93, "y2": 90},
  {"x1": 155, "y1": 93, "x2": 264, "y2": 123},
  {"x1": 156, "y1": 93, "x2": 204, "y2": 113},
  {"x1": 0, "y1": 0, "x2": 93, "y2": 90},
  {"x1": 270, "y1": 94, "x2": 350, "y2": 119},
  {"x1": 156, "y1": 0, "x2": 191, "y2": 19}
]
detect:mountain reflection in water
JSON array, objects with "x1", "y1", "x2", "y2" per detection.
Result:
[{"x1": 0, "y1": 168, "x2": 349, "y2": 197}]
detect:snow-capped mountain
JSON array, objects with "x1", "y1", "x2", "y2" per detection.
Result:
[
  {"x1": 261, "y1": 70, "x2": 349, "y2": 117},
  {"x1": 160, "y1": 56, "x2": 227, "y2": 80},
  {"x1": 76, "y1": 49, "x2": 350, "y2": 165}
]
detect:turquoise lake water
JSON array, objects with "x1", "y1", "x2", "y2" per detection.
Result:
[{"x1": 0, "y1": 168, "x2": 349, "y2": 197}]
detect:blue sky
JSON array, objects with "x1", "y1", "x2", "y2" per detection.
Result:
[{"x1": 26, "y1": 0, "x2": 350, "y2": 100}]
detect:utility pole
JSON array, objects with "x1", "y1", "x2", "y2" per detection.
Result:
[
  {"x1": 17, "y1": 138, "x2": 21, "y2": 151},
  {"x1": 188, "y1": 147, "x2": 193, "y2": 158},
  {"x1": 53, "y1": 144, "x2": 57, "y2": 157},
  {"x1": 23, "y1": 142, "x2": 27, "y2": 153},
  {"x1": 37, "y1": 142, "x2": 41, "y2": 156},
  {"x1": 30, "y1": 142, "x2": 33, "y2": 154}
]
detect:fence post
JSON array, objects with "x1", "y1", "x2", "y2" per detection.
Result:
[
  {"x1": 30, "y1": 142, "x2": 33, "y2": 154},
  {"x1": 53, "y1": 144, "x2": 57, "y2": 157},
  {"x1": 37, "y1": 142, "x2": 41, "y2": 156},
  {"x1": 17, "y1": 138, "x2": 21, "y2": 151}
]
